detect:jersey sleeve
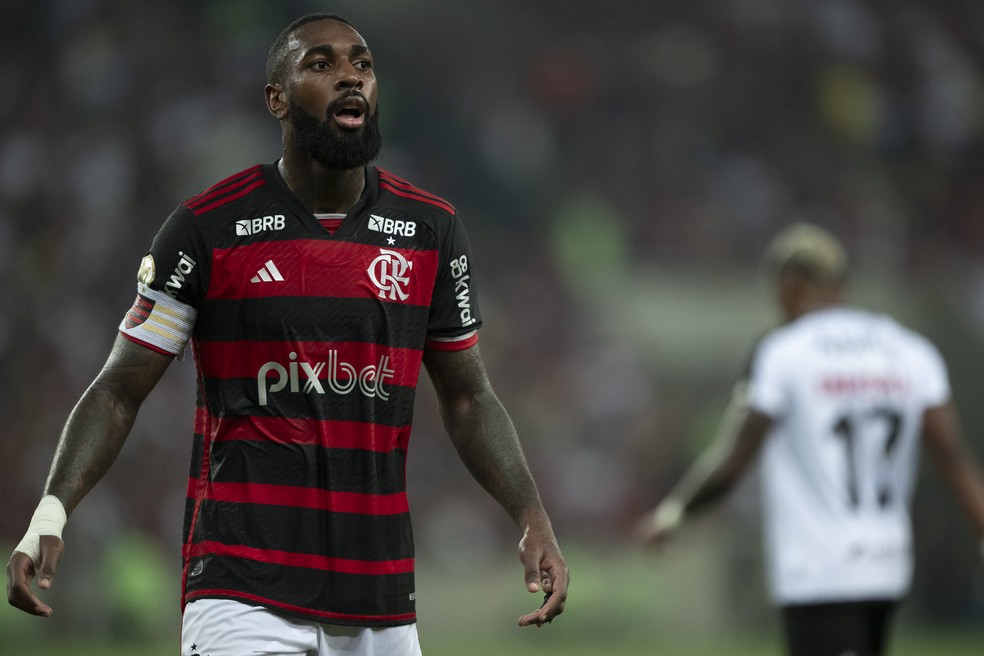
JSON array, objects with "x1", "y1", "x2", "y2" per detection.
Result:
[
  {"x1": 746, "y1": 333, "x2": 788, "y2": 419},
  {"x1": 119, "y1": 206, "x2": 207, "y2": 356},
  {"x1": 425, "y1": 214, "x2": 482, "y2": 351},
  {"x1": 916, "y1": 337, "x2": 951, "y2": 408}
]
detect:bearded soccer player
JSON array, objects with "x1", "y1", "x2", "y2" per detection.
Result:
[
  {"x1": 6, "y1": 13, "x2": 568, "y2": 655},
  {"x1": 637, "y1": 224, "x2": 984, "y2": 656}
]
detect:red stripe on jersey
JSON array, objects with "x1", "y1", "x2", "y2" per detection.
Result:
[
  {"x1": 203, "y1": 480, "x2": 410, "y2": 515},
  {"x1": 186, "y1": 541, "x2": 414, "y2": 576},
  {"x1": 185, "y1": 166, "x2": 264, "y2": 210},
  {"x1": 196, "y1": 340, "x2": 422, "y2": 389},
  {"x1": 194, "y1": 404, "x2": 209, "y2": 435},
  {"x1": 379, "y1": 180, "x2": 456, "y2": 215},
  {"x1": 377, "y1": 169, "x2": 456, "y2": 212},
  {"x1": 425, "y1": 332, "x2": 478, "y2": 352},
  {"x1": 208, "y1": 416, "x2": 412, "y2": 453},
  {"x1": 206, "y1": 240, "x2": 438, "y2": 306},
  {"x1": 183, "y1": 589, "x2": 416, "y2": 623}
]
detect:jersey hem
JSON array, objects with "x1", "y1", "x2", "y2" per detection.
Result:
[{"x1": 182, "y1": 590, "x2": 417, "y2": 627}]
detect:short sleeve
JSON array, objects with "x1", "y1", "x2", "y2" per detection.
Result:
[
  {"x1": 746, "y1": 334, "x2": 788, "y2": 419},
  {"x1": 425, "y1": 215, "x2": 482, "y2": 351},
  {"x1": 917, "y1": 338, "x2": 951, "y2": 409},
  {"x1": 119, "y1": 206, "x2": 207, "y2": 356}
]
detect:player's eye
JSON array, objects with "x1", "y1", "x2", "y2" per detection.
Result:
[{"x1": 311, "y1": 60, "x2": 330, "y2": 71}]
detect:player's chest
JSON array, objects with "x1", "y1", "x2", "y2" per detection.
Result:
[{"x1": 206, "y1": 219, "x2": 438, "y2": 305}]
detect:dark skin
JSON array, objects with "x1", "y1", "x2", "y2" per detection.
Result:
[
  {"x1": 637, "y1": 270, "x2": 984, "y2": 547},
  {"x1": 9, "y1": 17, "x2": 568, "y2": 627}
]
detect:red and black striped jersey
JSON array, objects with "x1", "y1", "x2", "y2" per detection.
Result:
[{"x1": 119, "y1": 163, "x2": 481, "y2": 626}]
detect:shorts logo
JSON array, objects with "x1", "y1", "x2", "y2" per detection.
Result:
[
  {"x1": 368, "y1": 248, "x2": 413, "y2": 301},
  {"x1": 236, "y1": 214, "x2": 286, "y2": 235},
  {"x1": 368, "y1": 213, "x2": 416, "y2": 237}
]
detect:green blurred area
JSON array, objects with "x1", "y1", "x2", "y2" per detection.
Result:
[{"x1": 3, "y1": 543, "x2": 981, "y2": 655}]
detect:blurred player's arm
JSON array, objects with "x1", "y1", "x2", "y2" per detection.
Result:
[
  {"x1": 637, "y1": 381, "x2": 773, "y2": 546},
  {"x1": 6, "y1": 335, "x2": 172, "y2": 617},
  {"x1": 423, "y1": 344, "x2": 568, "y2": 628},
  {"x1": 921, "y1": 402, "x2": 984, "y2": 549}
]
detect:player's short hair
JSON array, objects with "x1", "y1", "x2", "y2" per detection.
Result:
[
  {"x1": 266, "y1": 12, "x2": 355, "y2": 84},
  {"x1": 764, "y1": 223, "x2": 848, "y2": 286}
]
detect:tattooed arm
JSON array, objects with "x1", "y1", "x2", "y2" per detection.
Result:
[
  {"x1": 423, "y1": 344, "x2": 568, "y2": 627},
  {"x1": 7, "y1": 335, "x2": 172, "y2": 616}
]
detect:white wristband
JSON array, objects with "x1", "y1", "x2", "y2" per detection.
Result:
[
  {"x1": 14, "y1": 495, "x2": 67, "y2": 567},
  {"x1": 653, "y1": 499, "x2": 685, "y2": 534}
]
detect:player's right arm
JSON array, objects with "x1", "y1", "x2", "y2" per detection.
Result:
[{"x1": 6, "y1": 335, "x2": 172, "y2": 617}]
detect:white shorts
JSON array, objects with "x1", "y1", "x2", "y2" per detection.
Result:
[{"x1": 180, "y1": 598, "x2": 422, "y2": 656}]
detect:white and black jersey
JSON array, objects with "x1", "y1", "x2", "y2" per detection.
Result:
[{"x1": 746, "y1": 306, "x2": 949, "y2": 605}]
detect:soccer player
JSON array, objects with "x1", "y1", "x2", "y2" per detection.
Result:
[
  {"x1": 6, "y1": 12, "x2": 568, "y2": 655},
  {"x1": 637, "y1": 223, "x2": 984, "y2": 656}
]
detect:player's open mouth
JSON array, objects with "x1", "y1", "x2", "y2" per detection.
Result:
[{"x1": 333, "y1": 97, "x2": 367, "y2": 129}]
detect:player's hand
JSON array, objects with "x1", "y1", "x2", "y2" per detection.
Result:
[
  {"x1": 516, "y1": 522, "x2": 568, "y2": 627},
  {"x1": 636, "y1": 499, "x2": 684, "y2": 548},
  {"x1": 6, "y1": 535, "x2": 64, "y2": 617}
]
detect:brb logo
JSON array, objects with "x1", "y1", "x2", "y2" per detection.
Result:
[
  {"x1": 256, "y1": 351, "x2": 395, "y2": 406},
  {"x1": 368, "y1": 248, "x2": 413, "y2": 301},
  {"x1": 369, "y1": 213, "x2": 416, "y2": 237},
  {"x1": 236, "y1": 214, "x2": 286, "y2": 236}
]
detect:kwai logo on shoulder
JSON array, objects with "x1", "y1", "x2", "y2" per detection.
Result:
[
  {"x1": 257, "y1": 351, "x2": 395, "y2": 406},
  {"x1": 450, "y1": 255, "x2": 476, "y2": 327},
  {"x1": 164, "y1": 251, "x2": 196, "y2": 298}
]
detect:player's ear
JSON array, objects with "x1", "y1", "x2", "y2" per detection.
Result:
[{"x1": 265, "y1": 83, "x2": 288, "y2": 119}]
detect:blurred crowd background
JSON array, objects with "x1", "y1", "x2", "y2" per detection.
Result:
[{"x1": 3, "y1": 0, "x2": 984, "y2": 649}]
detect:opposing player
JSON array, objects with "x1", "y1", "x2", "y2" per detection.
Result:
[
  {"x1": 637, "y1": 223, "x2": 984, "y2": 656},
  {"x1": 7, "y1": 12, "x2": 567, "y2": 655}
]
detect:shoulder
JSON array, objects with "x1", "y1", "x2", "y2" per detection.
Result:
[
  {"x1": 375, "y1": 168, "x2": 457, "y2": 218},
  {"x1": 180, "y1": 164, "x2": 271, "y2": 218}
]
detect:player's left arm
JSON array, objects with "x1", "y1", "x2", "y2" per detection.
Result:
[
  {"x1": 921, "y1": 402, "x2": 984, "y2": 542},
  {"x1": 423, "y1": 344, "x2": 568, "y2": 628}
]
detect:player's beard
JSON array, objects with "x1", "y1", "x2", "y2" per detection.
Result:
[{"x1": 288, "y1": 96, "x2": 382, "y2": 170}]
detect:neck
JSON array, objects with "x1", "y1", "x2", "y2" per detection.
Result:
[{"x1": 278, "y1": 156, "x2": 366, "y2": 214}]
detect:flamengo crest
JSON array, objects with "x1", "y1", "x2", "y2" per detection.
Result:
[{"x1": 368, "y1": 248, "x2": 413, "y2": 300}]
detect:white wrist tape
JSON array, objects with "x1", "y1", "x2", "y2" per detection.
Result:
[
  {"x1": 653, "y1": 499, "x2": 685, "y2": 533},
  {"x1": 14, "y1": 495, "x2": 67, "y2": 567}
]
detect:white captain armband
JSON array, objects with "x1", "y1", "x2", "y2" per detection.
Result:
[
  {"x1": 14, "y1": 496, "x2": 67, "y2": 567},
  {"x1": 119, "y1": 283, "x2": 197, "y2": 356}
]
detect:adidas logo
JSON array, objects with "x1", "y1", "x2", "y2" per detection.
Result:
[{"x1": 251, "y1": 260, "x2": 284, "y2": 283}]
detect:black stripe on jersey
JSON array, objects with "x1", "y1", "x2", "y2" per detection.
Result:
[
  {"x1": 185, "y1": 561, "x2": 416, "y2": 626},
  {"x1": 207, "y1": 441, "x2": 408, "y2": 494},
  {"x1": 200, "y1": 378, "x2": 417, "y2": 426},
  {"x1": 195, "y1": 500, "x2": 412, "y2": 562},
  {"x1": 195, "y1": 297, "x2": 429, "y2": 348}
]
